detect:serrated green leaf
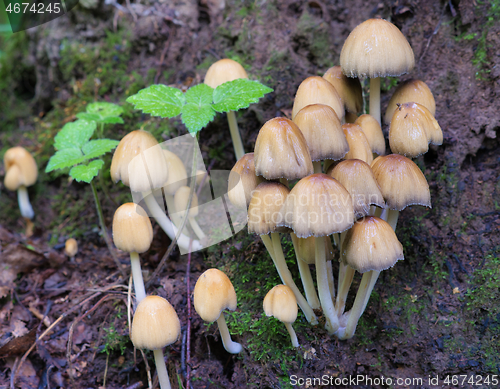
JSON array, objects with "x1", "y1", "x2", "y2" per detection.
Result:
[
  {"x1": 54, "y1": 120, "x2": 96, "y2": 150},
  {"x1": 127, "y1": 85, "x2": 186, "y2": 118},
  {"x1": 181, "y1": 103, "x2": 216, "y2": 135},
  {"x1": 45, "y1": 149, "x2": 85, "y2": 172},
  {"x1": 82, "y1": 139, "x2": 120, "y2": 160},
  {"x1": 70, "y1": 159, "x2": 104, "y2": 183},
  {"x1": 100, "y1": 116, "x2": 124, "y2": 124},
  {"x1": 185, "y1": 84, "x2": 214, "y2": 105},
  {"x1": 212, "y1": 79, "x2": 273, "y2": 113},
  {"x1": 76, "y1": 112, "x2": 101, "y2": 121},
  {"x1": 86, "y1": 102, "x2": 124, "y2": 118}
]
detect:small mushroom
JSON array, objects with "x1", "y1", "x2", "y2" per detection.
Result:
[
  {"x1": 193, "y1": 269, "x2": 242, "y2": 354},
  {"x1": 263, "y1": 285, "x2": 299, "y2": 347},
  {"x1": 64, "y1": 238, "x2": 78, "y2": 262},
  {"x1": 131, "y1": 295, "x2": 181, "y2": 389}
]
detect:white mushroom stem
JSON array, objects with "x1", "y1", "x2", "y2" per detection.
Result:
[
  {"x1": 216, "y1": 313, "x2": 242, "y2": 354},
  {"x1": 290, "y1": 233, "x2": 320, "y2": 309},
  {"x1": 335, "y1": 262, "x2": 355, "y2": 318},
  {"x1": 189, "y1": 217, "x2": 206, "y2": 241},
  {"x1": 17, "y1": 185, "x2": 34, "y2": 219},
  {"x1": 369, "y1": 77, "x2": 381, "y2": 125},
  {"x1": 130, "y1": 252, "x2": 146, "y2": 303},
  {"x1": 315, "y1": 235, "x2": 339, "y2": 334},
  {"x1": 327, "y1": 260, "x2": 335, "y2": 301},
  {"x1": 227, "y1": 111, "x2": 245, "y2": 160},
  {"x1": 270, "y1": 233, "x2": 318, "y2": 325},
  {"x1": 153, "y1": 349, "x2": 172, "y2": 389},
  {"x1": 143, "y1": 193, "x2": 202, "y2": 252},
  {"x1": 164, "y1": 193, "x2": 182, "y2": 228},
  {"x1": 284, "y1": 322, "x2": 299, "y2": 347},
  {"x1": 336, "y1": 270, "x2": 380, "y2": 340},
  {"x1": 387, "y1": 209, "x2": 400, "y2": 230}
]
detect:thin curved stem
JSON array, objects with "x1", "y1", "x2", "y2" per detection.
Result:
[
  {"x1": 17, "y1": 185, "x2": 34, "y2": 219},
  {"x1": 291, "y1": 233, "x2": 320, "y2": 309},
  {"x1": 227, "y1": 111, "x2": 245, "y2": 160},
  {"x1": 189, "y1": 217, "x2": 206, "y2": 240},
  {"x1": 153, "y1": 348, "x2": 171, "y2": 389},
  {"x1": 369, "y1": 77, "x2": 381, "y2": 125},
  {"x1": 284, "y1": 322, "x2": 299, "y2": 347},
  {"x1": 216, "y1": 313, "x2": 242, "y2": 354},
  {"x1": 130, "y1": 252, "x2": 146, "y2": 303}
]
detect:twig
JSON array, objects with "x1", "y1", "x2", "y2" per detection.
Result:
[
  {"x1": 91, "y1": 180, "x2": 127, "y2": 279},
  {"x1": 140, "y1": 349, "x2": 153, "y2": 389},
  {"x1": 103, "y1": 353, "x2": 110, "y2": 388},
  {"x1": 186, "y1": 239, "x2": 193, "y2": 389}
]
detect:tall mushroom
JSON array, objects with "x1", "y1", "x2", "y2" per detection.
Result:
[{"x1": 193, "y1": 268, "x2": 242, "y2": 354}]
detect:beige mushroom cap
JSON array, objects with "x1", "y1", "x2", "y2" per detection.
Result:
[
  {"x1": 293, "y1": 104, "x2": 349, "y2": 162},
  {"x1": 278, "y1": 173, "x2": 354, "y2": 238},
  {"x1": 3, "y1": 147, "x2": 38, "y2": 191},
  {"x1": 292, "y1": 76, "x2": 344, "y2": 121},
  {"x1": 204, "y1": 59, "x2": 248, "y2": 88},
  {"x1": 64, "y1": 238, "x2": 78, "y2": 257},
  {"x1": 110, "y1": 130, "x2": 168, "y2": 192},
  {"x1": 340, "y1": 18, "x2": 415, "y2": 78},
  {"x1": 355, "y1": 114, "x2": 386, "y2": 156},
  {"x1": 194, "y1": 269, "x2": 237, "y2": 323},
  {"x1": 163, "y1": 150, "x2": 188, "y2": 196},
  {"x1": 384, "y1": 79, "x2": 436, "y2": 124},
  {"x1": 228, "y1": 153, "x2": 266, "y2": 209},
  {"x1": 131, "y1": 295, "x2": 181, "y2": 350},
  {"x1": 342, "y1": 216, "x2": 404, "y2": 273},
  {"x1": 323, "y1": 66, "x2": 363, "y2": 114},
  {"x1": 263, "y1": 285, "x2": 298, "y2": 324},
  {"x1": 254, "y1": 117, "x2": 313, "y2": 180},
  {"x1": 342, "y1": 124, "x2": 374, "y2": 165},
  {"x1": 371, "y1": 154, "x2": 431, "y2": 211},
  {"x1": 112, "y1": 203, "x2": 153, "y2": 253}
]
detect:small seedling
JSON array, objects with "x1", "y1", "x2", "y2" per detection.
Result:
[{"x1": 126, "y1": 79, "x2": 273, "y2": 136}]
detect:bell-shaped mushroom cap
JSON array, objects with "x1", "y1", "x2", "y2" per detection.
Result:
[
  {"x1": 263, "y1": 285, "x2": 298, "y2": 324},
  {"x1": 342, "y1": 216, "x2": 404, "y2": 273},
  {"x1": 342, "y1": 124, "x2": 374, "y2": 165},
  {"x1": 355, "y1": 114, "x2": 386, "y2": 156},
  {"x1": 228, "y1": 153, "x2": 266, "y2": 209},
  {"x1": 371, "y1": 154, "x2": 431, "y2": 211},
  {"x1": 112, "y1": 203, "x2": 153, "y2": 253},
  {"x1": 131, "y1": 295, "x2": 181, "y2": 350},
  {"x1": 174, "y1": 186, "x2": 199, "y2": 218},
  {"x1": 278, "y1": 173, "x2": 354, "y2": 238},
  {"x1": 340, "y1": 18, "x2": 415, "y2": 78},
  {"x1": 389, "y1": 102, "x2": 442, "y2": 158},
  {"x1": 163, "y1": 150, "x2": 188, "y2": 195},
  {"x1": 323, "y1": 66, "x2": 363, "y2": 114},
  {"x1": 248, "y1": 181, "x2": 290, "y2": 235},
  {"x1": 111, "y1": 130, "x2": 168, "y2": 192},
  {"x1": 254, "y1": 117, "x2": 313, "y2": 180},
  {"x1": 384, "y1": 79, "x2": 436, "y2": 124},
  {"x1": 329, "y1": 159, "x2": 385, "y2": 217},
  {"x1": 204, "y1": 58, "x2": 248, "y2": 88},
  {"x1": 64, "y1": 238, "x2": 78, "y2": 257},
  {"x1": 3, "y1": 147, "x2": 38, "y2": 191},
  {"x1": 194, "y1": 269, "x2": 237, "y2": 323},
  {"x1": 293, "y1": 104, "x2": 349, "y2": 162},
  {"x1": 292, "y1": 76, "x2": 344, "y2": 121}
]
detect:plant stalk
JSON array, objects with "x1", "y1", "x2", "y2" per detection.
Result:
[{"x1": 227, "y1": 111, "x2": 245, "y2": 160}]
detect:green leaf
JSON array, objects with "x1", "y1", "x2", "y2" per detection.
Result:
[
  {"x1": 76, "y1": 113, "x2": 101, "y2": 121},
  {"x1": 181, "y1": 104, "x2": 216, "y2": 135},
  {"x1": 45, "y1": 149, "x2": 85, "y2": 172},
  {"x1": 212, "y1": 79, "x2": 273, "y2": 113},
  {"x1": 126, "y1": 85, "x2": 186, "y2": 118},
  {"x1": 69, "y1": 159, "x2": 105, "y2": 183},
  {"x1": 100, "y1": 116, "x2": 124, "y2": 124},
  {"x1": 86, "y1": 102, "x2": 124, "y2": 118},
  {"x1": 185, "y1": 84, "x2": 214, "y2": 105},
  {"x1": 82, "y1": 139, "x2": 120, "y2": 160},
  {"x1": 54, "y1": 120, "x2": 96, "y2": 150}
]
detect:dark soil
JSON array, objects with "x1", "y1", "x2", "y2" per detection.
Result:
[{"x1": 1, "y1": 1, "x2": 499, "y2": 388}]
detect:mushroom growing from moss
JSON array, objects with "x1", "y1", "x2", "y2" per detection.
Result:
[
  {"x1": 3, "y1": 146, "x2": 38, "y2": 220},
  {"x1": 263, "y1": 285, "x2": 299, "y2": 347},
  {"x1": 193, "y1": 269, "x2": 242, "y2": 354},
  {"x1": 131, "y1": 295, "x2": 181, "y2": 389}
]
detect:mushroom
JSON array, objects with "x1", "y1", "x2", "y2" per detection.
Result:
[
  {"x1": 112, "y1": 203, "x2": 153, "y2": 302},
  {"x1": 340, "y1": 18, "x2": 415, "y2": 125},
  {"x1": 354, "y1": 114, "x2": 386, "y2": 157},
  {"x1": 227, "y1": 153, "x2": 266, "y2": 210},
  {"x1": 263, "y1": 285, "x2": 299, "y2": 347},
  {"x1": 342, "y1": 123, "x2": 374, "y2": 165},
  {"x1": 173, "y1": 186, "x2": 205, "y2": 241},
  {"x1": 323, "y1": 66, "x2": 363, "y2": 117},
  {"x1": 205, "y1": 58, "x2": 249, "y2": 160},
  {"x1": 162, "y1": 149, "x2": 188, "y2": 227},
  {"x1": 64, "y1": 238, "x2": 78, "y2": 262},
  {"x1": 131, "y1": 295, "x2": 181, "y2": 389},
  {"x1": 193, "y1": 269, "x2": 242, "y2": 354},
  {"x1": 337, "y1": 216, "x2": 403, "y2": 339},
  {"x1": 3, "y1": 146, "x2": 38, "y2": 220}
]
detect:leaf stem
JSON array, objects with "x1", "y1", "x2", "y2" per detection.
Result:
[{"x1": 227, "y1": 111, "x2": 245, "y2": 160}]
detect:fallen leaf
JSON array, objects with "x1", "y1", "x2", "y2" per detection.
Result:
[{"x1": 0, "y1": 327, "x2": 37, "y2": 358}]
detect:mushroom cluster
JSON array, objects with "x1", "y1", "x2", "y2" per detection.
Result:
[{"x1": 227, "y1": 17, "x2": 441, "y2": 340}]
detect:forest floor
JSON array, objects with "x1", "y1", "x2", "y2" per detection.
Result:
[{"x1": 0, "y1": 1, "x2": 499, "y2": 388}]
